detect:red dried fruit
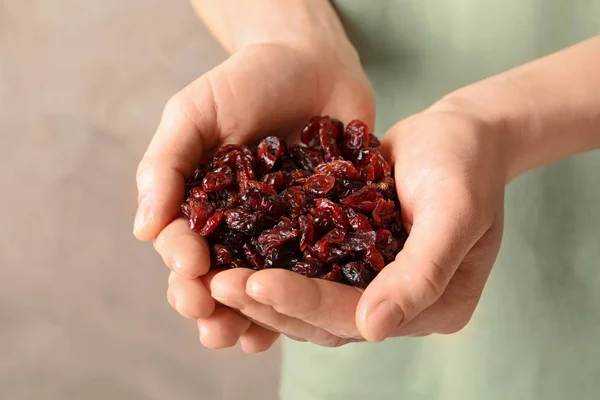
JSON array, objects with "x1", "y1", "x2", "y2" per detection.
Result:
[
  {"x1": 181, "y1": 196, "x2": 215, "y2": 232},
  {"x1": 344, "y1": 207, "x2": 373, "y2": 231},
  {"x1": 341, "y1": 261, "x2": 374, "y2": 288},
  {"x1": 364, "y1": 246, "x2": 385, "y2": 272},
  {"x1": 303, "y1": 174, "x2": 336, "y2": 196},
  {"x1": 298, "y1": 214, "x2": 315, "y2": 251},
  {"x1": 340, "y1": 231, "x2": 376, "y2": 252},
  {"x1": 300, "y1": 116, "x2": 322, "y2": 147},
  {"x1": 356, "y1": 148, "x2": 391, "y2": 181},
  {"x1": 313, "y1": 198, "x2": 348, "y2": 229},
  {"x1": 292, "y1": 258, "x2": 325, "y2": 277},
  {"x1": 320, "y1": 263, "x2": 343, "y2": 281},
  {"x1": 280, "y1": 186, "x2": 313, "y2": 219},
  {"x1": 372, "y1": 198, "x2": 398, "y2": 227},
  {"x1": 315, "y1": 160, "x2": 361, "y2": 180},
  {"x1": 212, "y1": 244, "x2": 233, "y2": 266},
  {"x1": 257, "y1": 218, "x2": 299, "y2": 255},
  {"x1": 224, "y1": 209, "x2": 261, "y2": 235},
  {"x1": 257, "y1": 136, "x2": 285, "y2": 171},
  {"x1": 240, "y1": 186, "x2": 285, "y2": 215},
  {"x1": 288, "y1": 145, "x2": 323, "y2": 171},
  {"x1": 375, "y1": 229, "x2": 400, "y2": 261},
  {"x1": 311, "y1": 228, "x2": 349, "y2": 262},
  {"x1": 341, "y1": 120, "x2": 370, "y2": 160},
  {"x1": 202, "y1": 165, "x2": 233, "y2": 192},
  {"x1": 243, "y1": 239, "x2": 265, "y2": 270},
  {"x1": 340, "y1": 184, "x2": 382, "y2": 212},
  {"x1": 181, "y1": 116, "x2": 406, "y2": 287},
  {"x1": 318, "y1": 117, "x2": 341, "y2": 161},
  {"x1": 230, "y1": 257, "x2": 250, "y2": 269},
  {"x1": 261, "y1": 171, "x2": 287, "y2": 192},
  {"x1": 264, "y1": 245, "x2": 297, "y2": 269},
  {"x1": 246, "y1": 180, "x2": 278, "y2": 195},
  {"x1": 290, "y1": 170, "x2": 313, "y2": 185},
  {"x1": 199, "y1": 210, "x2": 225, "y2": 236}
]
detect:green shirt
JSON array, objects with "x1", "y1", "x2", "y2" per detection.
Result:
[{"x1": 281, "y1": 1, "x2": 600, "y2": 399}]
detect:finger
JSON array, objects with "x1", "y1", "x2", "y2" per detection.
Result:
[
  {"x1": 246, "y1": 269, "x2": 361, "y2": 338},
  {"x1": 134, "y1": 77, "x2": 219, "y2": 241},
  {"x1": 197, "y1": 305, "x2": 251, "y2": 349},
  {"x1": 356, "y1": 197, "x2": 481, "y2": 342},
  {"x1": 167, "y1": 271, "x2": 215, "y2": 319},
  {"x1": 209, "y1": 268, "x2": 345, "y2": 347},
  {"x1": 239, "y1": 324, "x2": 280, "y2": 353},
  {"x1": 154, "y1": 218, "x2": 211, "y2": 278}
]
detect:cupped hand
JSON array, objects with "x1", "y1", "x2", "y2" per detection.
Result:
[
  {"x1": 199, "y1": 106, "x2": 508, "y2": 348},
  {"x1": 134, "y1": 40, "x2": 374, "y2": 350}
]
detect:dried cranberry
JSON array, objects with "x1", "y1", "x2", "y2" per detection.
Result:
[
  {"x1": 356, "y1": 148, "x2": 391, "y2": 181},
  {"x1": 303, "y1": 174, "x2": 336, "y2": 196},
  {"x1": 257, "y1": 218, "x2": 299, "y2": 255},
  {"x1": 364, "y1": 246, "x2": 385, "y2": 272},
  {"x1": 199, "y1": 210, "x2": 225, "y2": 236},
  {"x1": 257, "y1": 136, "x2": 285, "y2": 171},
  {"x1": 341, "y1": 120, "x2": 370, "y2": 160},
  {"x1": 340, "y1": 231, "x2": 376, "y2": 252},
  {"x1": 243, "y1": 239, "x2": 265, "y2": 270},
  {"x1": 341, "y1": 261, "x2": 374, "y2": 289},
  {"x1": 261, "y1": 171, "x2": 287, "y2": 192},
  {"x1": 315, "y1": 160, "x2": 361, "y2": 180},
  {"x1": 292, "y1": 258, "x2": 325, "y2": 277},
  {"x1": 313, "y1": 198, "x2": 348, "y2": 229},
  {"x1": 320, "y1": 263, "x2": 343, "y2": 282},
  {"x1": 318, "y1": 117, "x2": 341, "y2": 161},
  {"x1": 372, "y1": 198, "x2": 398, "y2": 227},
  {"x1": 298, "y1": 214, "x2": 315, "y2": 251},
  {"x1": 344, "y1": 207, "x2": 373, "y2": 231},
  {"x1": 224, "y1": 209, "x2": 262, "y2": 235},
  {"x1": 202, "y1": 165, "x2": 233, "y2": 192},
  {"x1": 212, "y1": 244, "x2": 233, "y2": 266},
  {"x1": 375, "y1": 229, "x2": 400, "y2": 261},
  {"x1": 340, "y1": 184, "x2": 382, "y2": 212},
  {"x1": 181, "y1": 196, "x2": 215, "y2": 232},
  {"x1": 288, "y1": 145, "x2": 323, "y2": 171}
]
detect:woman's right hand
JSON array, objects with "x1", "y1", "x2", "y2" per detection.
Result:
[{"x1": 134, "y1": 38, "x2": 375, "y2": 351}]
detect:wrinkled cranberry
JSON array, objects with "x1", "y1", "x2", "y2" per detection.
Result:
[
  {"x1": 303, "y1": 174, "x2": 336, "y2": 196},
  {"x1": 341, "y1": 261, "x2": 374, "y2": 288},
  {"x1": 257, "y1": 218, "x2": 299, "y2": 255},
  {"x1": 320, "y1": 263, "x2": 343, "y2": 282},
  {"x1": 298, "y1": 214, "x2": 315, "y2": 251},
  {"x1": 257, "y1": 136, "x2": 285, "y2": 171},
  {"x1": 212, "y1": 244, "x2": 233, "y2": 266},
  {"x1": 292, "y1": 258, "x2": 325, "y2": 277}
]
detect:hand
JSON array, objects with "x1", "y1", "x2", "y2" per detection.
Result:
[
  {"x1": 203, "y1": 105, "x2": 507, "y2": 347},
  {"x1": 134, "y1": 40, "x2": 375, "y2": 351}
]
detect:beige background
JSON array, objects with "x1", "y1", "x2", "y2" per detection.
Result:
[{"x1": 0, "y1": 1, "x2": 280, "y2": 399}]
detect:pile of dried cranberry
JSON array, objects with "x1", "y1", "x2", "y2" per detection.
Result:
[{"x1": 181, "y1": 116, "x2": 407, "y2": 288}]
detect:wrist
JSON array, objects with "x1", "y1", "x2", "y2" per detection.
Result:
[
  {"x1": 192, "y1": 0, "x2": 356, "y2": 59},
  {"x1": 430, "y1": 76, "x2": 547, "y2": 184}
]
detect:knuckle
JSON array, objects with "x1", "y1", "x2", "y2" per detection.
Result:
[
  {"x1": 418, "y1": 260, "x2": 447, "y2": 305},
  {"x1": 162, "y1": 93, "x2": 190, "y2": 124}
]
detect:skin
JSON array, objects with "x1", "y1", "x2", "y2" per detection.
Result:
[{"x1": 135, "y1": 0, "x2": 600, "y2": 351}]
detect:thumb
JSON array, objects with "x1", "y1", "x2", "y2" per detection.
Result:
[{"x1": 356, "y1": 199, "x2": 480, "y2": 342}]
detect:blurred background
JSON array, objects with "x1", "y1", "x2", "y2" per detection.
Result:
[{"x1": 0, "y1": 1, "x2": 280, "y2": 399}]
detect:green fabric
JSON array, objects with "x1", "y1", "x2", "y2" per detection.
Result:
[{"x1": 281, "y1": 1, "x2": 600, "y2": 399}]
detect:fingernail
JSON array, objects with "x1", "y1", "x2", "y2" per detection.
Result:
[
  {"x1": 133, "y1": 195, "x2": 154, "y2": 236},
  {"x1": 365, "y1": 301, "x2": 403, "y2": 342}
]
